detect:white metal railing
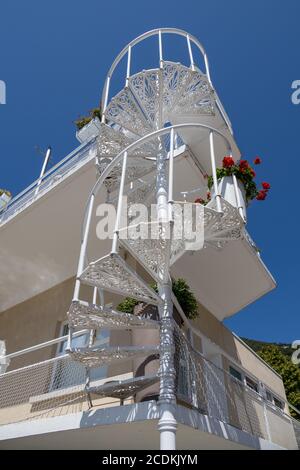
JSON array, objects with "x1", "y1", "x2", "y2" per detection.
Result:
[
  {"x1": 100, "y1": 28, "x2": 232, "y2": 133},
  {"x1": 0, "y1": 325, "x2": 299, "y2": 450},
  {"x1": 174, "y1": 324, "x2": 300, "y2": 449},
  {"x1": 0, "y1": 137, "x2": 97, "y2": 226}
]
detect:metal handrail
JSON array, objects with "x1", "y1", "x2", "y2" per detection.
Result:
[
  {"x1": 101, "y1": 28, "x2": 212, "y2": 116},
  {"x1": 0, "y1": 137, "x2": 97, "y2": 225},
  {"x1": 2, "y1": 329, "x2": 89, "y2": 361}
]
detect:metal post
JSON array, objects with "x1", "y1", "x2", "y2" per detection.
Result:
[
  {"x1": 157, "y1": 138, "x2": 177, "y2": 450},
  {"x1": 187, "y1": 35, "x2": 195, "y2": 71},
  {"x1": 101, "y1": 76, "x2": 111, "y2": 123},
  {"x1": 209, "y1": 131, "x2": 222, "y2": 213},
  {"x1": 232, "y1": 173, "x2": 246, "y2": 222},
  {"x1": 158, "y1": 30, "x2": 163, "y2": 68},
  {"x1": 34, "y1": 146, "x2": 51, "y2": 196},
  {"x1": 125, "y1": 46, "x2": 131, "y2": 88},
  {"x1": 112, "y1": 151, "x2": 128, "y2": 254}
]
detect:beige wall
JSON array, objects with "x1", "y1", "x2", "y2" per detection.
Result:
[
  {"x1": 192, "y1": 303, "x2": 286, "y2": 399},
  {"x1": 0, "y1": 275, "x2": 132, "y2": 376}
]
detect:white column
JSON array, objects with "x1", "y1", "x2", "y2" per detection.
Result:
[{"x1": 156, "y1": 139, "x2": 177, "y2": 450}]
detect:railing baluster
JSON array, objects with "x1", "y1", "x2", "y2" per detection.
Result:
[
  {"x1": 158, "y1": 30, "x2": 163, "y2": 68},
  {"x1": 112, "y1": 151, "x2": 128, "y2": 254},
  {"x1": 209, "y1": 131, "x2": 222, "y2": 213},
  {"x1": 125, "y1": 46, "x2": 131, "y2": 87},
  {"x1": 187, "y1": 34, "x2": 195, "y2": 71}
]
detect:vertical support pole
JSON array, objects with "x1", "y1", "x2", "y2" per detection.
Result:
[
  {"x1": 101, "y1": 76, "x2": 111, "y2": 123},
  {"x1": 112, "y1": 151, "x2": 127, "y2": 254},
  {"x1": 68, "y1": 193, "x2": 96, "y2": 351},
  {"x1": 204, "y1": 54, "x2": 212, "y2": 85},
  {"x1": 187, "y1": 35, "x2": 195, "y2": 71},
  {"x1": 157, "y1": 137, "x2": 177, "y2": 450},
  {"x1": 232, "y1": 173, "x2": 246, "y2": 222},
  {"x1": 35, "y1": 146, "x2": 52, "y2": 196},
  {"x1": 209, "y1": 131, "x2": 222, "y2": 213},
  {"x1": 158, "y1": 30, "x2": 163, "y2": 69},
  {"x1": 125, "y1": 46, "x2": 131, "y2": 88}
]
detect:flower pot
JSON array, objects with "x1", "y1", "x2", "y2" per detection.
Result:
[
  {"x1": 0, "y1": 192, "x2": 11, "y2": 211},
  {"x1": 76, "y1": 117, "x2": 101, "y2": 143},
  {"x1": 211, "y1": 176, "x2": 247, "y2": 220}
]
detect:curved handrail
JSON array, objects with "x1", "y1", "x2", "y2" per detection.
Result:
[{"x1": 101, "y1": 28, "x2": 212, "y2": 115}]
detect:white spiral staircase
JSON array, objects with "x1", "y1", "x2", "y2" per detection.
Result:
[{"x1": 66, "y1": 29, "x2": 245, "y2": 435}]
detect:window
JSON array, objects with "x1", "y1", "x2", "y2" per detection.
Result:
[
  {"x1": 273, "y1": 396, "x2": 284, "y2": 411},
  {"x1": 265, "y1": 389, "x2": 285, "y2": 411},
  {"x1": 245, "y1": 376, "x2": 259, "y2": 393},
  {"x1": 229, "y1": 366, "x2": 242, "y2": 382}
]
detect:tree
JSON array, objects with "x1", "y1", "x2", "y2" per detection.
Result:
[{"x1": 258, "y1": 345, "x2": 300, "y2": 419}]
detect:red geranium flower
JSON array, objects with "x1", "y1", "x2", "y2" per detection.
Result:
[
  {"x1": 254, "y1": 157, "x2": 262, "y2": 165},
  {"x1": 195, "y1": 198, "x2": 205, "y2": 204},
  {"x1": 262, "y1": 182, "x2": 271, "y2": 190},
  {"x1": 207, "y1": 192, "x2": 211, "y2": 200},
  {"x1": 256, "y1": 190, "x2": 267, "y2": 201},
  {"x1": 239, "y1": 159, "x2": 249, "y2": 169},
  {"x1": 223, "y1": 156, "x2": 235, "y2": 168},
  {"x1": 250, "y1": 169, "x2": 256, "y2": 178}
]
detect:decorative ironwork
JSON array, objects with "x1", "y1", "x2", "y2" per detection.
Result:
[
  {"x1": 105, "y1": 88, "x2": 154, "y2": 137},
  {"x1": 79, "y1": 253, "x2": 160, "y2": 304},
  {"x1": 87, "y1": 375, "x2": 159, "y2": 399},
  {"x1": 68, "y1": 300, "x2": 159, "y2": 330},
  {"x1": 70, "y1": 346, "x2": 159, "y2": 368}
]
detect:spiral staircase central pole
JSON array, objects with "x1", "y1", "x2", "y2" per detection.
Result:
[{"x1": 156, "y1": 138, "x2": 177, "y2": 450}]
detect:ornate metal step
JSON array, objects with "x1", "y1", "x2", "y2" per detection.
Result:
[
  {"x1": 87, "y1": 375, "x2": 159, "y2": 399},
  {"x1": 97, "y1": 155, "x2": 156, "y2": 193},
  {"x1": 70, "y1": 345, "x2": 159, "y2": 368},
  {"x1": 79, "y1": 253, "x2": 160, "y2": 305},
  {"x1": 68, "y1": 300, "x2": 159, "y2": 330},
  {"x1": 127, "y1": 62, "x2": 215, "y2": 129},
  {"x1": 105, "y1": 87, "x2": 154, "y2": 138},
  {"x1": 119, "y1": 221, "x2": 172, "y2": 282}
]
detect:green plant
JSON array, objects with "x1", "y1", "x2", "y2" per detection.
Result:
[
  {"x1": 207, "y1": 156, "x2": 270, "y2": 202},
  {"x1": 0, "y1": 189, "x2": 11, "y2": 198},
  {"x1": 117, "y1": 278, "x2": 198, "y2": 320},
  {"x1": 75, "y1": 107, "x2": 102, "y2": 130}
]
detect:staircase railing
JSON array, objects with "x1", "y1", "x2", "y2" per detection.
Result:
[{"x1": 100, "y1": 28, "x2": 232, "y2": 133}]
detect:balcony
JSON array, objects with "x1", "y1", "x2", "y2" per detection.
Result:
[{"x1": 0, "y1": 325, "x2": 298, "y2": 450}]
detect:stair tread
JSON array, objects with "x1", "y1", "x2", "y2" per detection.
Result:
[
  {"x1": 79, "y1": 253, "x2": 160, "y2": 305},
  {"x1": 68, "y1": 300, "x2": 159, "y2": 330},
  {"x1": 87, "y1": 374, "x2": 159, "y2": 399},
  {"x1": 70, "y1": 345, "x2": 159, "y2": 368}
]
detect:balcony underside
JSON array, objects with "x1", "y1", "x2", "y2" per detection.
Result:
[
  {"x1": 0, "y1": 401, "x2": 284, "y2": 450},
  {"x1": 0, "y1": 147, "x2": 275, "y2": 319}
]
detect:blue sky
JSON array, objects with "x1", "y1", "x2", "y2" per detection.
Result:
[{"x1": 0, "y1": 0, "x2": 299, "y2": 343}]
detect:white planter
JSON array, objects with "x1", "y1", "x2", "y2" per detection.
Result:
[
  {"x1": 76, "y1": 117, "x2": 102, "y2": 143},
  {"x1": 211, "y1": 176, "x2": 247, "y2": 220},
  {"x1": 0, "y1": 192, "x2": 11, "y2": 211}
]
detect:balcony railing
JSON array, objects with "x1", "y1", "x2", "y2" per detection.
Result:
[
  {"x1": 0, "y1": 327, "x2": 299, "y2": 449},
  {"x1": 0, "y1": 137, "x2": 97, "y2": 226}
]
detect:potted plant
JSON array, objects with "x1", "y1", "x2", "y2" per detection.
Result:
[
  {"x1": 201, "y1": 156, "x2": 271, "y2": 219},
  {"x1": 117, "y1": 278, "x2": 198, "y2": 402},
  {"x1": 0, "y1": 189, "x2": 12, "y2": 211},
  {"x1": 75, "y1": 107, "x2": 102, "y2": 143}
]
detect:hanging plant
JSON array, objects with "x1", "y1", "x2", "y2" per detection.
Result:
[
  {"x1": 205, "y1": 156, "x2": 271, "y2": 203},
  {"x1": 74, "y1": 107, "x2": 102, "y2": 130},
  {"x1": 117, "y1": 278, "x2": 199, "y2": 320},
  {"x1": 0, "y1": 189, "x2": 11, "y2": 198}
]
